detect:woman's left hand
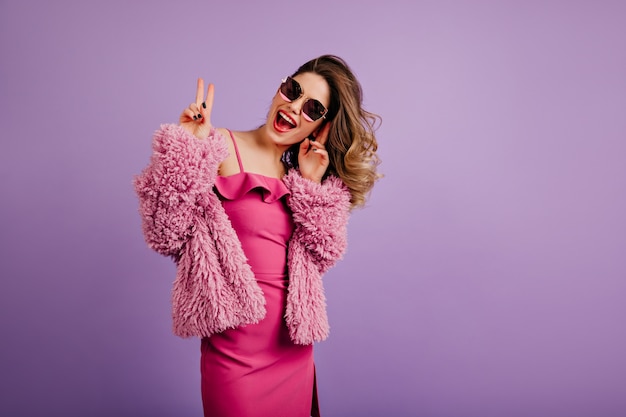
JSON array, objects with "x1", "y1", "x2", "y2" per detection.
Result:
[{"x1": 298, "y1": 123, "x2": 331, "y2": 183}]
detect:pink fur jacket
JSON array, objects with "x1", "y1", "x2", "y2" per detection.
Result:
[{"x1": 134, "y1": 124, "x2": 351, "y2": 345}]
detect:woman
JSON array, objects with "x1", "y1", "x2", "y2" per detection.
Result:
[{"x1": 135, "y1": 55, "x2": 380, "y2": 417}]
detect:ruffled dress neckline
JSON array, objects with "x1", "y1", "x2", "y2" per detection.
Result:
[{"x1": 214, "y1": 172, "x2": 290, "y2": 203}]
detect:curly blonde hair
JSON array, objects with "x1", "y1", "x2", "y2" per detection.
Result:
[{"x1": 283, "y1": 55, "x2": 381, "y2": 208}]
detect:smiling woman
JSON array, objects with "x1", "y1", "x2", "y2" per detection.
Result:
[{"x1": 134, "y1": 55, "x2": 381, "y2": 417}]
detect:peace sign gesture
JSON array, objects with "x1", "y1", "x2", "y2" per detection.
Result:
[{"x1": 179, "y1": 78, "x2": 215, "y2": 139}]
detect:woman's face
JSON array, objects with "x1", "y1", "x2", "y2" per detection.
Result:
[{"x1": 264, "y1": 71, "x2": 330, "y2": 147}]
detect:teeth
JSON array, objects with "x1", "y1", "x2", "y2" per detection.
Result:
[{"x1": 278, "y1": 111, "x2": 296, "y2": 127}]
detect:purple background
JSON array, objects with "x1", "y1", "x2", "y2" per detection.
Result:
[{"x1": 1, "y1": 1, "x2": 625, "y2": 416}]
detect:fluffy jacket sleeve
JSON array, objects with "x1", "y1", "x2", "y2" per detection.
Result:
[
  {"x1": 283, "y1": 170, "x2": 351, "y2": 344},
  {"x1": 133, "y1": 124, "x2": 228, "y2": 257},
  {"x1": 283, "y1": 170, "x2": 352, "y2": 274}
]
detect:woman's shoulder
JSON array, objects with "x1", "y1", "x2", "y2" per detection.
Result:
[
  {"x1": 215, "y1": 127, "x2": 231, "y2": 139},
  {"x1": 214, "y1": 127, "x2": 239, "y2": 177}
]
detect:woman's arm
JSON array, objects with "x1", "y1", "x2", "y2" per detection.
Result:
[
  {"x1": 134, "y1": 124, "x2": 228, "y2": 257},
  {"x1": 283, "y1": 170, "x2": 352, "y2": 274}
]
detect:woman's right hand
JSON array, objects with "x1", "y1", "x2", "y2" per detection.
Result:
[{"x1": 179, "y1": 78, "x2": 215, "y2": 139}]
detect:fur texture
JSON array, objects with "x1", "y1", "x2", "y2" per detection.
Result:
[{"x1": 134, "y1": 125, "x2": 351, "y2": 345}]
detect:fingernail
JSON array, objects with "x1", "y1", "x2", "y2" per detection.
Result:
[
  {"x1": 197, "y1": 114, "x2": 202, "y2": 118},
  {"x1": 202, "y1": 102, "x2": 206, "y2": 109}
]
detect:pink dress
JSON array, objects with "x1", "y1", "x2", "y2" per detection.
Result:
[{"x1": 200, "y1": 130, "x2": 320, "y2": 417}]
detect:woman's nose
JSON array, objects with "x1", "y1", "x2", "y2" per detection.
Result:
[{"x1": 288, "y1": 97, "x2": 305, "y2": 115}]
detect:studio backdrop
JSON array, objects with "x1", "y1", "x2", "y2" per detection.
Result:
[{"x1": 1, "y1": 1, "x2": 625, "y2": 416}]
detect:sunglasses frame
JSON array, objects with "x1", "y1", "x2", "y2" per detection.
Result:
[{"x1": 279, "y1": 76, "x2": 328, "y2": 122}]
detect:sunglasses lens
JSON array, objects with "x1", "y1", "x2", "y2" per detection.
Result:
[
  {"x1": 280, "y1": 76, "x2": 301, "y2": 101},
  {"x1": 303, "y1": 99, "x2": 326, "y2": 122}
]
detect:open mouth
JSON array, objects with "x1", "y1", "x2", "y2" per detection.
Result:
[{"x1": 274, "y1": 110, "x2": 296, "y2": 132}]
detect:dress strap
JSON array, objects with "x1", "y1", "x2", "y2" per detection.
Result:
[{"x1": 226, "y1": 129, "x2": 244, "y2": 173}]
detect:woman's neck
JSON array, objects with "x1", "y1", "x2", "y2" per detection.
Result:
[
  {"x1": 248, "y1": 126, "x2": 291, "y2": 161},
  {"x1": 233, "y1": 126, "x2": 288, "y2": 178}
]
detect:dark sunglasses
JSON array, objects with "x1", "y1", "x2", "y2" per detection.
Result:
[{"x1": 279, "y1": 76, "x2": 328, "y2": 122}]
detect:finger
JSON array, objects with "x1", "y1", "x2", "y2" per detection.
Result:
[
  {"x1": 182, "y1": 108, "x2": 197, "y2": 121},
  {"x1": 315, "y1": 122, "x2": 332, "y2": 145},
  {"x1": 312, "y1": 149, "x2": 329, "y2": 161},
  {"x1": 202, "y1": 83, "x2": 215, "y2": 119},
  {"x1": 306, "y1": 140, "x2": 326, "y2": 153},
  {"x1": 299, "y1": 138, "x2": 310, "y2": 155},
  {"x1": 196, "y1": 78, "x2": 205, "y2": 107},
  {"x1": 188, "y1": 103, "x2": 202, "y2": 120}
]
